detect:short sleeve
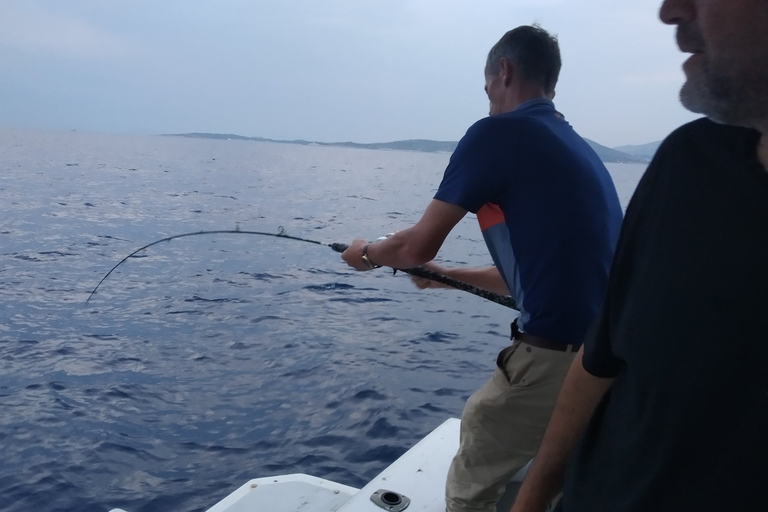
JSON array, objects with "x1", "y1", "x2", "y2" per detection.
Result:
[
  {"x1": 581, "y1": 303, "x2": 621, "y2": 377},
  {"x1": 433, "y1": 117, "x2": 513, "y2": 213}
]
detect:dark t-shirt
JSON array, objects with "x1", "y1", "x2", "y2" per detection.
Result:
[
  {"x1": 434, "y1": 99, "x2": 622, "y2": 346},
  {"x1": 559, "y1": 118, "x2": 768, "y2": 511}
]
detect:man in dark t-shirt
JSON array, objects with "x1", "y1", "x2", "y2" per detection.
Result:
[{"x1": 511, "y1": 2, "x2": 768, "y2": 511}]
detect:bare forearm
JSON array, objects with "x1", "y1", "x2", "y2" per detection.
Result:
[
  {"x1": 366, "y1": 227, "x2": 438, "y2": 269},
  {"x1": 427, "y1": 264, "x2": 509, "y2": 295},
  {"x1": 510, "y1": 349, "x2": 614, "y2": 512},
  {"x1": 342, "y1": 199, "x2": 468, "y2": 271}
]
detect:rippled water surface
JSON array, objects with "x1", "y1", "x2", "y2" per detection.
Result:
[{"x1": 0, "y1": 128, "x2": 646, "y2": 512}]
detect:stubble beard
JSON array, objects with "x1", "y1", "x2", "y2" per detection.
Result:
[
  {"x1": 680, "y1": 54, "x2": 768, "y2": 130},
  {"x1": 679, "y1": 63, "x2": 729, "y2": 124}
]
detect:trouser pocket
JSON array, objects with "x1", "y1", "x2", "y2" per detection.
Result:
[{"x1": 495, "y1": 343, "x2": 520, "y2": 382}]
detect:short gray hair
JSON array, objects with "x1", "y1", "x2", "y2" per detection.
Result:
[{"x1": 486, "y1": 25, "x2": 561, "y2": 95}]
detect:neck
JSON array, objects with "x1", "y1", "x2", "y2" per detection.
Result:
[
  {"x1": 516, "y1": 92, "x2": 550, "y2": 105},
  {"x1": 503, "y1": 88, "x2": 551, "y2": 113}
]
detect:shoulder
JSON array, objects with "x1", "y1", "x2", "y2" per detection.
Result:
[
  {"x1": 655, "y1": 118, "x2": 760, "y2": 163},
  {"x1": 664, "y1": 117, "x2": 756, "y2": 140},
  {"x1": 464, "y1": 114, "x2": 528, "y2": 134},
  {"x1": 627, "y1": 118, "x2": 761, "y2": 230},
  {"x1": 459, "y1": 113, "x2": 539, "y2": 147}
]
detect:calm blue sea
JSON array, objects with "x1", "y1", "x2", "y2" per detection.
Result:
[{"x1": 0, "y1": 127, "x2": 646, "y2": 512}]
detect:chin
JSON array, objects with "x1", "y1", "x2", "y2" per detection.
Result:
[{"x1": 680, "y1": 75, "x2": 715, "y2": 115}]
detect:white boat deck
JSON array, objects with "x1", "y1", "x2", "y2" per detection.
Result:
[
  {"x1": 205, "y1": 418, "x2": 460, "y2": 512},
  {"x1": 111, "y1": 418, "x2": 532, "y2": 512}
]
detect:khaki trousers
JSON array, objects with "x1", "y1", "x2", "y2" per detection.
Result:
[{"x1": 445, "y1": 341, "x2": 576, "y2": 512}]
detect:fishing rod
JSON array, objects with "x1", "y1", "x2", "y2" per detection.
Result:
[{"x1": 86, "y1": 227, "x2": 518, "y2": 310}]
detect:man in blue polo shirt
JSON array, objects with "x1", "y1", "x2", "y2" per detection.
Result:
[{"x1": 342, "y1": 25, "x2": 622, "y2": 512}]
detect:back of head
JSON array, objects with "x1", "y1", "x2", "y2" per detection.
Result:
[{"x1": 486, "y1": 25, "x2": 561, "y2": 96}]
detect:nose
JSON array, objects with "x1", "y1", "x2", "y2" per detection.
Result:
[{"x1": 659, "y1": 0, "x2": 693, "y2": 25}]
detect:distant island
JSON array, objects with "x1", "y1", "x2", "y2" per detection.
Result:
[{"x1": 164, "y1": 132, "x2": 660, "y2": 165}]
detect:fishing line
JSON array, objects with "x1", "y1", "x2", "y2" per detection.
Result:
[{"x1": 86, "y1": 227, "x2": 518, "y2": 310}]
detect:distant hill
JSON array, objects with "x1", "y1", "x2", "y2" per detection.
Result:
[
  {"x1": 614, "y1": 141, "x2": 662, "y2": 161},
  {"x1": 166, "y1": 133, "x2": 458, "y2": 154},
  {"x1": 322, "y1": 139, "x2": 459, "y2": 153},
  {"x1": 166, "y1": 132, "x2": 650, "y2": 164},
  {"x1": 585, "y1": 139, "x2": 650, "y2": 164}
]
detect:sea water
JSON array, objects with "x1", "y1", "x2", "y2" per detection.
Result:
[{"x1": 0, "y1": 127, "x2": 646, "y2": 512}]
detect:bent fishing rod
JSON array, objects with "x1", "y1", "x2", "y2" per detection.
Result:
[{"x1": 85, "y1": 228, "x2": 518, "y2": 310}]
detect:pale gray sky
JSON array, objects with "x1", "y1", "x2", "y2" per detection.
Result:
[{"x1": 0, "y1": 0, "x2": 698, "y2": 148}]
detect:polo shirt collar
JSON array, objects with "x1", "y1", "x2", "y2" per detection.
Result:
[{"x1": 513, "y1": 98, "x2": 555, "y2": 111}]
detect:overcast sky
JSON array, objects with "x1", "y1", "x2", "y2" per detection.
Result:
[{"x1": 0, "y1": 0, "x2": 698, "y2": 148}]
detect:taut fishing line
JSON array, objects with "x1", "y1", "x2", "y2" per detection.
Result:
[{"x1": 86, "y1": 227, "x2": 518, "y2": 310}]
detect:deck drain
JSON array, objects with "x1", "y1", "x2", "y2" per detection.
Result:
[{"x1": 370, "y1": 489, "x2": 410, "y2": 511}]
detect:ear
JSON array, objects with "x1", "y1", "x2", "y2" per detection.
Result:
[{"x1": 498, "y1": 58, "x2": 514, "y2": 86}]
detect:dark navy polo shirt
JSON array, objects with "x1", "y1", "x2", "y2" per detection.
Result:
[{"x1": 434, "y1": 99, "x2": 622, "y2": 346}]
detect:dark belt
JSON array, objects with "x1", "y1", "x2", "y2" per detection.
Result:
[{"x1": 510, "y1": 321, "x2": 578, "y2": 353}]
